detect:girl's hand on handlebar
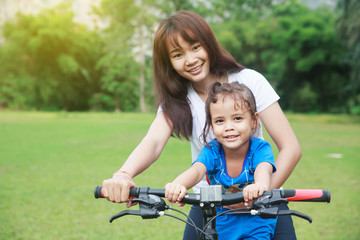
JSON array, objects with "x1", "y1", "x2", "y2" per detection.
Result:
[
  {"x1": 165, "y1": 182, "x2": 187, "y2": 204},
  {"x1": 243, "y1": 183, "x2": 268, "y2": 206},
  {"x1": 102, "y1": 173, "x2": 136, "y2": 204}
]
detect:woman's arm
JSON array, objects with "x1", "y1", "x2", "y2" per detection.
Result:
[
  {"x1": 259, "y1": 102, "x2": 302, "y2": 189},
  {"x1": 102, "y1": 111, "x2": 173, "y2": 203},
  {"x1": 165, "y1": 162, "x2": 207, "y2": 203}
]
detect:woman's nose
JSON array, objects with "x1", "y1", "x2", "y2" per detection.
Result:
[{"x1": 185, "y1": 52, "x2": 197, "y2": 66}]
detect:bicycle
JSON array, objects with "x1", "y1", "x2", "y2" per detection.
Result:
[{"x1": 94, "y1": 185, "x2": 331, "y2": 240}]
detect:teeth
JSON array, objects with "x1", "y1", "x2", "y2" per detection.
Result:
[
  {"x1": 190, "y1": 65, "x2": 201, "y2": 72},
  {"x1": 226, "y1": 135, "x2": 237, "y2": 139}
]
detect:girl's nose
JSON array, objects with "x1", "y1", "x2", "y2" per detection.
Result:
[{"x1": 224, "y1": 121, "x2": 234, "y2": 131}]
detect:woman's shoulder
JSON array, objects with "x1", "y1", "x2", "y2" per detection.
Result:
[
  {"x1": 228, "y1": 68, "x2": 266, "y2": 84},
  {"x1": 228, "y1": 69, "x2": 279, "y2": 112}
]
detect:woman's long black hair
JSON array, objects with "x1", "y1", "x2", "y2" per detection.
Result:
[{"x1": 153, "y1": 10, "x2": 244, "y2": 140}]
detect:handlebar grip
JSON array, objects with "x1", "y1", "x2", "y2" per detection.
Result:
[
  {"x1": 93, "y1": 186, "x2": 200, "y2": 204},
  {"x1": 94, "y1": 186, "x2": 141, "y2": 199},
  {"x1": 94, "y1": 186, "x2": 104, "y2": 198},
  {"x1": 129, "y1": 187, "x2": 140, "y2": 197},
  {"x1": 282, "y1": 189, "x2": 331, "y2": 203}
]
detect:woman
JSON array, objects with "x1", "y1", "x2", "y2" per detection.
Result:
[{"x1": 102, "y1": 10, "x2": 301, "y2": 240}]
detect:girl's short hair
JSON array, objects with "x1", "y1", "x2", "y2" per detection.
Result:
[
  {"x1": 153, "y1": 10, "x2": 244, "y2": 140},
  {"x1": 202, "y1": 82, "x2": 258, "y2": 145}
]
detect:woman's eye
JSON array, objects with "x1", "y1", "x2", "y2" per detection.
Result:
[
  {"x1": 193, "y1": 44, "x2": 201, "y2": 51},
  {"x1": 173, "y1": 53, "x2": 182, "y2": 58}
]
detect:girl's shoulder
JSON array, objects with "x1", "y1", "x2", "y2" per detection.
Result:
[
  {"x1": 202, "y1": 139, "x2": 222, "y2": 160},
  {"x1": 248, "y1": 137, "x2": 274, "y2": 162},
  {"x1": 249, "y1": 137, "x2": 271, "y2": 150},
  {"x1": 248, "y1": 137, "x2": 276, "y2": 172},
  {"x1": 206, "y1": 138, "x2": 221, "y2": 151}
]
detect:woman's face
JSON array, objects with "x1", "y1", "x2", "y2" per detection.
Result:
[{"x1": 167, "y1": 35, "x2": 211, "y2": 85}]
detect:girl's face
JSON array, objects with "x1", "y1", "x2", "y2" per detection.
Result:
[
  {"x1": 210, "y1": 96, "x2": 258, "y2": 154},
  {"x1": 167, "y1": 35, "x2": 211, "y2": 85}
]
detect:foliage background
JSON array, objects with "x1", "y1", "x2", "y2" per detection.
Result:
[{"x1": 0, "y1": 0, "x2": 359, "y2": 114}]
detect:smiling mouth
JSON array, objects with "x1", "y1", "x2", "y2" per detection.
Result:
[
  {"x1": 224, "y1": 135, "x2": 239, "y2": 140},
  {"x1": 188, "y1": 64, "x2": 202, "y2": 73}
]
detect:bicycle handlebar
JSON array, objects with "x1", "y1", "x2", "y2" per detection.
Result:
[
  {"x1": 94, "y1": 186, "x2": 331, "y2": 205},
  {"x1": 94, "y1": 185, "x2": 331, "y2": 236}
]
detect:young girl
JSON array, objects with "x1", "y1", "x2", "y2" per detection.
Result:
[
  {"x1": 102, "y1": 10, "x2": 300, "y2": 240},
  {"x1": 165, "y1": 82, "x2": 277, "y2": 240}
]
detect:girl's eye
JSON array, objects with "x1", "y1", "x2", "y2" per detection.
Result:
[
  {"x1": 234, "y1": 117, "x2": 242, "y2": 121},
  {"x1": 215, "y1": 119, "x2": 223, "y2": 124}
]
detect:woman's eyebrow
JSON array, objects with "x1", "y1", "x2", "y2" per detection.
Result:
[{"x1": 169, "y1": 48, "x2": 180, "y2": 54}]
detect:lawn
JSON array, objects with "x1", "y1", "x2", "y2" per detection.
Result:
[{"x1": 0, "y1": 111, "x2": 359, "y2": 240}]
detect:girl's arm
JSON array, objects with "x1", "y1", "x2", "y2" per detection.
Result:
[
  {"x1": 259, "y1": 102, "x2": 302, "y2": 189},
  {"x1": 165, "y1": 162, "x2": 207, "y2": 203},
  {"x1": 103, "y1": 111, "x2": 173, "y2": 204},
  {"x1": 243, "y1": 162, "x2": 273, "y2": 205}
]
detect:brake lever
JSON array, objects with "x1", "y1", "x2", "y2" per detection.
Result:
[
  {"x1": 110, "y1": 194, "x2": 168, "y2": 223},
  {"x1": 109, "y1": 210, "x2": 141, "y2": 223},
  {"x1": 252, "y1": 190, "x2": 313, "y2": 223},
  {"x1": 278, "y1": 210, "x2": 312, "y2": 223}
]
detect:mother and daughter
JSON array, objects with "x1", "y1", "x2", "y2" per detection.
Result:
[{"x1": 102, "y1": 10, "x2": 301, "y2": 240}]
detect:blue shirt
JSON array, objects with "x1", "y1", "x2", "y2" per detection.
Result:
[{"x1": 194, "y1": 137, "x2": 277, "y2": 240}]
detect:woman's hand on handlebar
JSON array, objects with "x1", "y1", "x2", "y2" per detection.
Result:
[
  {"x1": 165, "y1": 182, "x2": 187, "y2": 204},
  {"x1": 102, "y1": 173, "x2": 136, "y2": 205}
]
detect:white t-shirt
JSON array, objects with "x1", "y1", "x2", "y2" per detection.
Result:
[{"x1": 158, "y1": 69, "x2": 279, "y2": 193}]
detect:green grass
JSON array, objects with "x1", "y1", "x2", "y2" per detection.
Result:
[{"x1": 0, "y1": 111, "x2": 359, "y2": 240}]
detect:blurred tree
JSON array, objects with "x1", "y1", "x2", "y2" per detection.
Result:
[
  {"x1": 269, "y1": 1, "x2": 349, "y2": 112},
  {"x1": 336, "y1": 0, "x2": 360, "y2": 114},
  {"x1": 0, "y1": 0, "x2": 352, "y2": 114},
  {"x1": 214, "y1": 0, "x2": 349, "y2": 112},
  {"x1": 210, "y1": 0, "x2": 274, "y2": 20},
  {"x1": 0, "y1": 3, "x2": 103, "y2": 110},
  {"x1": 95, "y1": 0, "x2": 204, "y2": 112},
  {"x1": 96, "y1": 0, "x2": 163, "y2": 112}
]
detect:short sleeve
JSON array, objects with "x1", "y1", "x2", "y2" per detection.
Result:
[
  {"x1": 193, "y1": 140, "x2": 221, "y2": 174},
  {"x1": 249, "y1": 138, "x2": 276, "y2": 173}
]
